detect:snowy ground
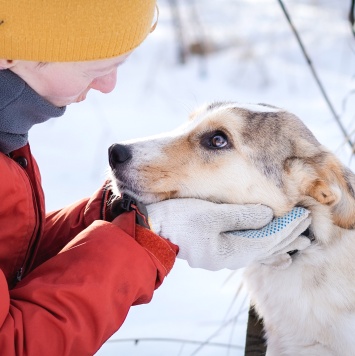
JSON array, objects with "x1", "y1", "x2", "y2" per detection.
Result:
[{"x1": 30, "y1": 0, "x2": 354, "y2": 355}]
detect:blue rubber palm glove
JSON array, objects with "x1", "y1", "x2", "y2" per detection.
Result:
[
  {"x1": 147, "y1": 199, "x2": 311, "y2": 271},
  {"x1": 228, "y1": 207, "x2": 311, "y2": 269}
]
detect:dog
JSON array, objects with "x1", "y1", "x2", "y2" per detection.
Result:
[{"x1": 109, "y1": 102, "x2": 355, "y2": 355}]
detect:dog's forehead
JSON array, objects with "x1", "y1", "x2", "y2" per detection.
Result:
[
  {"x1": 183, "y1": 102, "x2": 283, "y2": 138},
  {"x1": 190, "y1": 102, "x2": 282, "y2": 124},
  {"x1": 213, "y1": 102, "x2": 281, "y2": 114},
  {"x1": 205, "y1": 102, "x2": 281, "y2": 115}
]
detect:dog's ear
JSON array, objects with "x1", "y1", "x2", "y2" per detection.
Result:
[{"x1": 304, "y1": 153, "x2": 355, "y2": 229}]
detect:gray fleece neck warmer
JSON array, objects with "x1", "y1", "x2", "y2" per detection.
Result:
[{"x1": 0, "y1": 69, "x2": 66, "y2": 154}]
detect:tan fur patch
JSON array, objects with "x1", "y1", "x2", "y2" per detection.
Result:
[
  {"x1": 307, "y1": 179, "x2": 339, "y2": 205},
  {"x1": 304, "y1": 154, "x2": 355, "y2": 229}
]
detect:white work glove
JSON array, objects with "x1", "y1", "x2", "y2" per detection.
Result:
[{"x1": 147, "y1": 199, "x2": 311, "y2": 271}]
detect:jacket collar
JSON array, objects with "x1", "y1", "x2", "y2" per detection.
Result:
[{"x1": 0, "y1": 69, "x2": 66, "y2": 154}]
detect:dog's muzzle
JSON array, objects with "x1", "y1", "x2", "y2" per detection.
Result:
[{"x1": 108, "y1": 143, "x2": 132, "y2": 169}]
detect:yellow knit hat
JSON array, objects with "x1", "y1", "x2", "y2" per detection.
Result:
[{"x1": 0, "y1": 0, "x2": 156, "y2": 62}]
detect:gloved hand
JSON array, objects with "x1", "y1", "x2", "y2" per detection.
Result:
[
  {"x1": 228, "y1": 207, "x2": 311, "y2": 270},
  {"x1": 146, "y1": 198, "x2": 311, "y2": 271},
  {"x1": 85, "y1": 183, "x2": 178, "y2": 287}
]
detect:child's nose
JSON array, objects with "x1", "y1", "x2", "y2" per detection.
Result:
[{"x1": 90, "y1": 69, "x2": 118, "y2": 93}]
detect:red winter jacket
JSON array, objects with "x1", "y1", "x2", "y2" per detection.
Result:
[{"x1": 0, "y1": 143, "x2": 178, "y2": 355}]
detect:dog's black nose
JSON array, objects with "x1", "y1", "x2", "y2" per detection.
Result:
[{"x1": 108, "y1": 144, "x2": 132, "y2": 168}]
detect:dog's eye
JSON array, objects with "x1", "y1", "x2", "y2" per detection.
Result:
[
  {"x1": 201, "y1": 131, "x2": 230, "y2": 150},
  {"x1": 211, "y1": 134, "x2": 228, "y2": 148}
]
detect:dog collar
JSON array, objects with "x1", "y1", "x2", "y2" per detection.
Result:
[{"x1": 110, "y1": 193, "x2": 150, "y2": 229}]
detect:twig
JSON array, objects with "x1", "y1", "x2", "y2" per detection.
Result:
[
  {"x1": 105, "y1": 337, "x2": 243, "y2": 350},
  {"x1": 169, "y1": 0, "x2": 187, "y2": 64},
  {"x1": 350, "y1": 0, "x2": 355, "y2": 38},
  {"x1": 222, "y1": 279, "x2": 244, "y2": 321},
  {"x1": 277, "y1": 0, "x2": 355, "y2": 154},
  {"x1": 190, "y1": 293, "x2": 249, "y2": 355}
]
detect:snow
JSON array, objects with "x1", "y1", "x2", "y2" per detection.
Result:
[{"x1": 29, "y1": 0, "x2": 354, "y2": 355}]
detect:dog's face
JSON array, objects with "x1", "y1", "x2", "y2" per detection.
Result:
[{"x1": 109, "y1": 102, "x2": 355, "y2": 229}]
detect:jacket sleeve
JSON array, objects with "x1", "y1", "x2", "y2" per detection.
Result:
[
  {"x1": 31, "y1": 183, "x2": 109, "y2": 269},
  {"x1": 0, "y1": 220, "x2": 169, "y2": 356}
]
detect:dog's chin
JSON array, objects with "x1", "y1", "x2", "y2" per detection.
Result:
[
  {"x1": 122, "y1": 190, "x2": 160, "y2": 205},
  {"x1": 117, "y1": 185, "x2": 178, "y2": 205}
]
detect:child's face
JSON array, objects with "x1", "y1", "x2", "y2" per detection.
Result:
[{"x1": 2, "y1": 53, "x2": 130, "y2": 107}]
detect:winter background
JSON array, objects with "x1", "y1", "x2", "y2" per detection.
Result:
[{"x1": 30, "y1": 0, "x2": 354, "y2": 355}]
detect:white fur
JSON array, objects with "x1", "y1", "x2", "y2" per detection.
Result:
[{"x1": 245, "y1": 205, "x2": 355, "y2": 355}]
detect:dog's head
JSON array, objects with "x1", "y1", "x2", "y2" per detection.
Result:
[{"x1": 109, "y1": 102, "x2": 355, "y2": 230}]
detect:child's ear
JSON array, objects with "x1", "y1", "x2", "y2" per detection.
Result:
[
  {"x1": 305, "y1": 154, "x2": 355, "y2": 229},
  {"x1": 0, "y1": 59, "x2": 18, "y2": 69}
]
